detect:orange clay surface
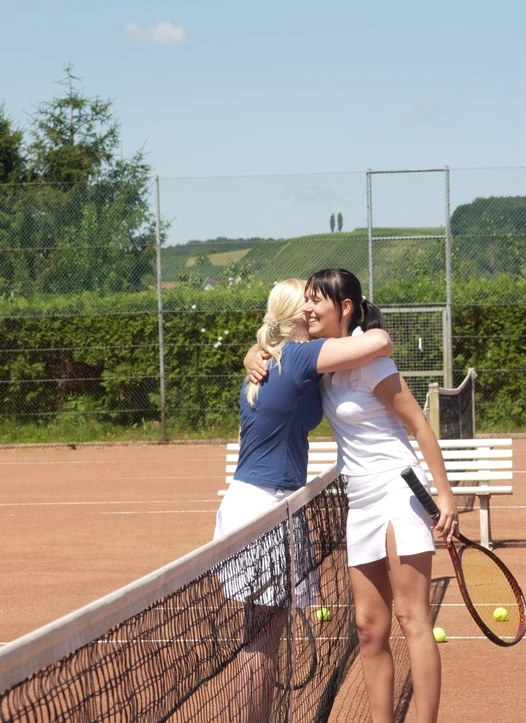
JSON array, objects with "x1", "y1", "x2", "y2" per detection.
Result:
[{"x1": 1, "y1": 439, "x2": 525, "y2": 722}]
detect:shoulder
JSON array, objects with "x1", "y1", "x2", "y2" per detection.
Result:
[
  {"x1": 360, "y1": 356, "x2": 398, "y2": 390},
  {"x1": 283, "y1": 338, "x2": 325, "y2": 359},
  {"x1": 282, "y1": 339, "x2": 325, "y2": 381}
]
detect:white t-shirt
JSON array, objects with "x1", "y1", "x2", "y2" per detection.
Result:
[{"x1": 321, "y1": 328, "x2": 419, "y2": 477}]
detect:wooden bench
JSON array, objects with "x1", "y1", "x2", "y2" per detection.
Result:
[{"x1": 222, "y1": 438, "x2": 514, "y2": 550}]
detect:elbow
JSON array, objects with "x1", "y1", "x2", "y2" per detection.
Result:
[
  {"x1": 365, "y1": 328, "x2": 392, "y2": 357},
  {"x1": 379, "y1": 331, "x2": 393, "y2": 357}
]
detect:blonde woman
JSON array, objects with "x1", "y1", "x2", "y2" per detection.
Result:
[{"x1": 214, "y1": 278, "x2": 392, "y2": 723}]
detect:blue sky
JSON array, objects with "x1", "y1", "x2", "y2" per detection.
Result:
[{"x1": 1, "y1": 0, "x2": 525, "y2": 241}]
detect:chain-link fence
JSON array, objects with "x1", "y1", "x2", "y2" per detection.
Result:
[{"x1": 0, "y1": 167, "x2": 524, "y2": 443}]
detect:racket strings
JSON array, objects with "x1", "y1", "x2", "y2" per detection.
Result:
[{"x1": 458, "y1": 545, "x2": 524, "y2": 642}]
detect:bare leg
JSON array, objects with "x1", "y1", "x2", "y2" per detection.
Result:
[
  {"x1": 349, "y1": 559, "x2": 394, "y2": 723},
  {"x1": 237, "y1": 609, "x2": 287, "y2": 723},
  {"x1": 385, "y1": 526, "x2": 440, "y2": 723}
]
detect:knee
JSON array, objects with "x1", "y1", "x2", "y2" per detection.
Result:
[
  {"x1": 355, "y1": 609, "x2": 391, "y2": 649},
  {"x1": 394, "y1": 604, "x2": 431, "y2": 638}
]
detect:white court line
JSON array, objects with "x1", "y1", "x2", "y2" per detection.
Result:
[
  {"x1": 98, "y1": 510, "x2": 219, "y2": 515},
  {"x1": 0, "y1": 634, "x2": 494, "y2": 648},
  {"x1": 98, "y1": 475, "x2": 222, "y2": 480},
  {"x1": 0, "y1": 461, "x2": 109, "y2": 466},
  {"x1": 1, "y1": 501, "x2": 523, "y2": 511},
  {"x1": 2, "y1": 475, "x2": 221, "y2": 481},
  {"x1": 0, "y1": 499, "x2": 220, "y2": 507},
  {"x1": 460, "y1": 505, "x2": 526, "y2": 510},
  {"x1": 0, "y1": 461, "x2": 221, "y2": 467}
]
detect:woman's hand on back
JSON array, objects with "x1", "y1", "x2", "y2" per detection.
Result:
[{"x1": 244, "y1": 344, "x2": 270, "y2": 383}]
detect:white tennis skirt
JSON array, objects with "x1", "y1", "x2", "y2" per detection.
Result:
[
  {"x1": 345, "y1": 464, "x2": 436, "y2": 567},
  {"x1": 214, "y1": 479, "x2": 317, "y2": 607}
]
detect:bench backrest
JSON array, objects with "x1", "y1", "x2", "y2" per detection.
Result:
[{"x1": 225, "y1": 438, "x2": 513, "y2": 486}]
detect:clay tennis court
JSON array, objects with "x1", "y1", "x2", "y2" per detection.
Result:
[{"x1": 1, "y1": 439, "x2": 525, "y2": 722}]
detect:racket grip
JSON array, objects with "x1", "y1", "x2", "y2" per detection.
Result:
[{"x1": 400, "y1": 467, "x2": 441, "y2": 523}]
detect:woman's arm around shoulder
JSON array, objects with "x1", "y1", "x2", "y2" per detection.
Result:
[
  {"x1": 244, "y1": 330, "x2": 392, "y2": 382},
  {"x1": 315, "y1": 329, "x2": 392, "y2": 373}
]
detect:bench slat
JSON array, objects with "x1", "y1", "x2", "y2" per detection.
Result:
[
  {"x1": 425, "y1": 460, "x2": 512, "y2": 471},
  {"x1": 426, "y1": 471, "x2": 513, "y2": 482},
  {"x1": 223, "y1": 438, "x2": 513, "y2": 550},
  {"x1": 416, "y1": 449, "x2": 512, "y2": 459},
  {"x1": 430, "y1": 486, "x2": 513, "y2": 496},
  {"x1": 417, "y1": 438, "x2": 512, "y2": 447},
  {"x1": 308, "y1": 439, "x2": 513, "y2": 450},
  {"x1": 228, "y1": 460, "x2": 512, "y2": 475}
]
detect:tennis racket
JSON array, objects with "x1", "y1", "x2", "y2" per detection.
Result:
[{"x1": 401, "y1": 466, "x2": 526, "y2": 647}]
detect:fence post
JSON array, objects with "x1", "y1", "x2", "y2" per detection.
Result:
[
  {"x1": 154, "y1": 176, "x2": 167, "y2": 443},
  {"x1": 366, "y1": 169, "x2": 374, "y2": 302},
  {"x1": 443, "y1": 167, "x2": 453, "y2": 387},
  {"x1": 427, "y1": 383, "x2": 440, "y2": 438}
]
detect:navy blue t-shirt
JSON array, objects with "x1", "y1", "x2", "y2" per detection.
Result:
[{"x1": 234, "y1": 338, "x2": 326, "y2": 491}]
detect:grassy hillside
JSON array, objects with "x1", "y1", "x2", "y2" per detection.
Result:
[
  {"x1": 186, "y1": 248, "x2": 251, "y2": 267},
  {"x1": 155, "y1": 228, "x2": 443, "y2": 286}
]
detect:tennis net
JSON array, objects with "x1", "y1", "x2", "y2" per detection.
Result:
[
  {"x1": 425, "y1": 368, "x2": 477, "y2": 439},
  {"x1": 0, "y1": 466, "x2": 360, "y2": 722}
]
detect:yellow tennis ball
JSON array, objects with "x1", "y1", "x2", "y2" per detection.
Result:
[
  {"x1": 493, "y1": 607, "x2": 508, "y2": 622},
  {"x1": 433, "y1": 626, "x2": 447, "y2": 643},
  {"x1": 316, "y1": 607, "x2": 331, "y2": 622}
]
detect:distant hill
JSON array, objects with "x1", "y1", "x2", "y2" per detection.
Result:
[{"x1": 156, "y1": 228, "x2": 443, "y2": 286}]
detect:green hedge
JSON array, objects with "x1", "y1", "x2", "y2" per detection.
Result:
[
  {"x1": 452, "y1": 305, "x2": 526, "y2": 430},
  {"x1": 0, "y1": 288, "x2": 524, "y2": 441}
]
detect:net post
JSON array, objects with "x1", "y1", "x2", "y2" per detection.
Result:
[
  {"x1": 428, "y1": 383, "x2": 440, "y2": 438},
  {"x1": 469, "y1": 367, "x2": 477, "y2": 437}
]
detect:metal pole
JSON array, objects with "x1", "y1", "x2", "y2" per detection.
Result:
[
  {"x1": 443, "y1": 167, "x2": 453, "y2": 387},
  {"x1": 154, "y1": 176, "x2": 167, "y2": 443},
  {"x1": 366, "y1": 170, "x2": 374, "y2": 302},
  {"x1": 427, "y1": 382, "x2": 441, "y2": 438}
]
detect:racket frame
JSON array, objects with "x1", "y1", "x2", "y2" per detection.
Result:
[{"x1": 401, "y1": 466, "x2": 526, "y2": 647}]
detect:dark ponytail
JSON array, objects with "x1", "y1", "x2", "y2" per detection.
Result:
[
  {"x1": 360, "y1": 298, "x2": 384, "y2": 331},
  {"x1": 305, "y1": 268, "x2": 384, "y2": 333}
]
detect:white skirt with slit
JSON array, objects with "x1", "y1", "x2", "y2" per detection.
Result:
[{"x1": 345, "y1": 464, "x2": 435, "y2": 567}]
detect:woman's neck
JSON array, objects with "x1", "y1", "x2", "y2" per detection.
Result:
[
  {"x1": 290, "y1": 328, "x2": 310, "y2": 342},
  {"x1": 333, "y1": 321, "x2": 350, "y2": 339}
]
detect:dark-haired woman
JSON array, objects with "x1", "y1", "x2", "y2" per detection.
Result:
[{"x1": 247, "y1": 268, "x2": 458, "y2": 723}]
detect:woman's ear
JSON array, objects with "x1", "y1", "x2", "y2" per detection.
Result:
[{"x1": 341, "y1": 298, "x2": 353, "y2": 321}]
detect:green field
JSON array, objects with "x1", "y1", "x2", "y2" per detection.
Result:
[
  {"x1": 159, "y1": 227, "x2": 443, "y2": 284},
  {"x1": 185, "y1": 247, "x2": 251, "y2": 267}
]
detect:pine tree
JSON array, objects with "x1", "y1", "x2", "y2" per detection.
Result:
[{"x1": 0, "y1": 104, "x2": 26, "y2": 183}]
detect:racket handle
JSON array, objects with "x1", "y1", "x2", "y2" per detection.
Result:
[{"x1": 400, "y1": 467, "x2": 441, "y2": 523}]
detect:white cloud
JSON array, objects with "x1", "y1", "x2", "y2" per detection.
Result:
[
  {"x1": 405, "y1": 102, "x2": 442, "y2": 125},
  {"x1": 295, "y1": 184, "x2": 343, "y2": 204},
  {"x1": 124, "y1": 21, "x2": 187, "y2": 46}
]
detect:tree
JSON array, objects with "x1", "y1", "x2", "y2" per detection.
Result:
[
  {"x1": 0, "y1": 106, "x2": 28, "y2": 294},
  {"x1": 221, "y1": 258, "x2": 253, "y2": 287},
  {"x1": 450, "y1": 196, "x2": 526, "y2": 277},
  {"x1": 0, "y1": 105, "x2": 26, "y2": 183},
  {"x1": 337, "y1": 212, "x2": 343, "y2": 232},
  {"x1": 27, "y1": 64, "x2": 119, "y2": 184},
  {"x1": 1, "y1": 65, "x2": 161, "y2": 296},
  {"x1": 330, "y1": 213, "x2": 335, "y2": 233}
]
